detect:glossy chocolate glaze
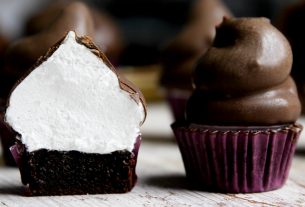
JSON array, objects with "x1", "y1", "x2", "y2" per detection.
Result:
[
  {"x1": 187, "y1": 18, "x2": 301, "y2": 125},
  {"x1": 161, "y1": 0, "x2": 231, "y2": 90}
]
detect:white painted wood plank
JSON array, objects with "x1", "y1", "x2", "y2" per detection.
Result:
[{"x1": 0, "y1": 141, "x2": 303, "y2": 207}]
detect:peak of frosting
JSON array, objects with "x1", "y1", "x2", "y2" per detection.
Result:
[
  {"x1": 187, "y1": 17, "x2": 301, "y2": 125},
  {"x1": 194, "y1": 17, "x2": 292, "y2": 94}
]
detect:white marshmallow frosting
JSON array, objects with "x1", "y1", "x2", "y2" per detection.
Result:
[{"x1": 5, "y1": 31, "x2": 145, "y2": 154}]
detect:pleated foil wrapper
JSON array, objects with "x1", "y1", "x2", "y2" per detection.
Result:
[{"x1": 172, "y1": 123, "x2": 302, "y2": 193}]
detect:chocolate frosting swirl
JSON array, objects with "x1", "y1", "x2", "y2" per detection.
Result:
[
  {"x1": 186, "y1": 18, "x2": 301, "y2": 125},
  {"x1": 161, "y1": 0, "x2": 231, "y2": 90}
]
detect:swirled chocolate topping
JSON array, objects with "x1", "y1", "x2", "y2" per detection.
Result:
[
  {"x1": 161, "y1": 0, "x2": 231, "y2": 90},
  {"x1": 186, "y1": 18, "x2": 301, "y2": 125}
]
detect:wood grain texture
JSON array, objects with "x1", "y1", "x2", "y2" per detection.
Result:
[{"x1": 0, "y1": 140, "x2": 303, "y2": 207}]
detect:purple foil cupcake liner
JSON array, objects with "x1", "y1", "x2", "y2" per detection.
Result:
[
  {"x1": 172, "y1": 123, "x2": 302, "y2": 193},
  {"x1": 167, "y1": 90, "x2": 191, "y2": 121}
]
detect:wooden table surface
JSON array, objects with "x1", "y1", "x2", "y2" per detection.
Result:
[
  {"x1": 0, "y1": 139, "x2": 303, "y2": 207},
  {"x1": 0, "y1": 102, "x2": 304, "y2": 207}
]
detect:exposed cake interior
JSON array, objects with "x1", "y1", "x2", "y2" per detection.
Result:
[{"x1": 5, "y1": 31, "x2": 145, "y2": 154}]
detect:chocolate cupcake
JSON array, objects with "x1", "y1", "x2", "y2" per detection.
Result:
[
  {"x1": 2, "y1": 1, "x2": 124, "y2": 100},
  {"x1": 160, "y1": 0, "x2": 231, "y2": 120},
  {"x1": 0, "y1": 1, "x2": 95, "y2": 165},
  {"x1": 172, "y1": 18, "x2": 302, "y2": 193},
  {"x1": 1, "y1": 31, "x2": 146, "y2": 195},
  {"x1": 277, "y1": 2, "x2": 305, "y2": 114},
  {"x1": 25, "y1": 1, "x2": 124, "y2": 64},
  {"x1": 5, "y1": 2, "x2": 95, "y2": 75}
]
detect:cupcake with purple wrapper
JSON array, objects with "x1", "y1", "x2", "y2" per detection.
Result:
[
  {"x1": 160, "y1": 0, "x2": 231, "y2": 120},
  {"x1": 1, "y1": 31, "x2": 146, "y2": 196},
  {"x1": 172, "y1": 17, "x2": 302, "y2": 193}
]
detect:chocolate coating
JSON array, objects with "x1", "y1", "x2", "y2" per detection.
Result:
[
  {"x1": 161, "y1": 0, "x2": 231, "y2": 90},
  {"x1": 187, "y1": 18, "x2": 301, "y2": 125}
]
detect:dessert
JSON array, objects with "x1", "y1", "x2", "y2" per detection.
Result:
[
  {"x1": 5, "y1": 2, "x2": 95, "y2": 76},
  {"x1": 25, "y1": 1, "x2": 123, "y2": 64},
  {"x1": 172, "y1": 18, "x2": 302, "y2": 193},
  {"x1": 277, "y1": 2, "x2": 305, "y2": 113},
  {"x1": 160, "y1": 0, "x2": 231, "y2": 120},
  {"x1": 0, "y1": 35, "x2": 13, "y2": 165},
  {"x1": 2, "y1": 1, "x2": 124, "y2": 99},
  {"x1": 1, "y1": 31, "x2": 146, "y2": 195},
  {"x1": 0, "y1": 1, "x2": 95, "y2": 165}
]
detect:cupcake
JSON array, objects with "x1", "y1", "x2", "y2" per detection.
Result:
[
  {"x1": 1, "y1": 31, "x2": 146, "y2": 195},
  {"x1": 160, "y1": 0, "x2": 231, "y2": 120},
  {"x1": 172, "y1": 18, "x2": 302, "y2": 193},
  {"x1": 25, "y1": 1, "x2": 124, "y2": 64},
  {"x1": 0, "y1": 35, "x2": 12, "y2": 165},
  {"x1": 0, "y1": 2, "x2": 98, "y2": 165},
  {"x1": 277, "y1": 2, "x2": 305, "y2": 113},
  {"x1": 4, "y1": 1, "x2": 95, "y2": 76},
  {"x1": 2, "y1": 1, "x2": 124, "y2": 101}
]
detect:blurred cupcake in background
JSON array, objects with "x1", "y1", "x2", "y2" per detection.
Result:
[
  {"x1": 160, "y1": 0, "x2": 231, "y2": 121},
  {"x1": 1, "y1": 1, "x2": 94, "y2": 115},
  {"x1": 0, "y1": 34, "x2": 9, "y2": 111},
  {"x1": 277, "y1": 1, "x2": 305, "y2": 114},
  {"x1": 2, "y1": 1, "x2": 123, "y2": 102},
  {"x1": 0, "y1": 1, "x2": 123, "y2": 166},
  {"x1": 25, "y1": 0, "x2": 124, "y2": 65},
  {"x1": 172, "y1": 18, "x2": 302, "y2": 193}
]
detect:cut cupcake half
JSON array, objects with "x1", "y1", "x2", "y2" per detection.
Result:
[{"x1": 3, "y1": 31, "x2": 146, "y2": 196}]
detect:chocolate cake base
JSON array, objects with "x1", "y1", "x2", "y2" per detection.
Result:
[{"x1": 13, "y1": 138, "x2": 141, "y2": 196}]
